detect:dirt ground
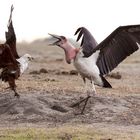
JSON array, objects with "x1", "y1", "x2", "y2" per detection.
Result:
[{"x1": 0, "y1": 40, "x2": 140, "y2": 136}]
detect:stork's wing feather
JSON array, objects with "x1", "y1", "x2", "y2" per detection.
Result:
[
  {"x1": 95, "y1": 25, "x2": 140, "y2": 75},
  {"x1": 75, "y1": 27, "x2": 98, "y2": 57},
  {"x1": 5, "y1": 5, "x2": 19, "y2": 59}
]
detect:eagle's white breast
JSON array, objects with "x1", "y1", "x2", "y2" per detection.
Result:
[{"x1": 17, "y1": 54, "x2": 30, "y2": 75}]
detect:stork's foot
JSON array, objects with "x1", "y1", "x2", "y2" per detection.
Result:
[
  {"x1": 70, "y1": 96, "x2": 90, "y2": 107},
  {"x1": 70, "y1": 95, "x2": 91, "y2": 114}
]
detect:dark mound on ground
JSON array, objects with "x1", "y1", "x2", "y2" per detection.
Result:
[{"x1": 0, "y1": 91, "x2": 139, "y2": 126}]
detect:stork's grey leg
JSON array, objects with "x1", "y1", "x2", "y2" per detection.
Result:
[
  {"x1": 84, "y1": 79, "x2": 88, "y2": 93},
  {"x1": 81, "y1": 76, "x2": 88, "y2": 94},
  {"x1": 70, "y1": 95, "x2": 91, "y2": 114},
  {"x1": 70, "y1": 95, "x2": 91, "y2": 108},
  {"x1": 91, "y1": 80, "x2": 97, "y2": 95},
  {"x1": 80, "y1": 95, "x2": 91, "y2": 114},
  {"x1": 70, "y1": 77, "x2": 92, "y2": 114}
]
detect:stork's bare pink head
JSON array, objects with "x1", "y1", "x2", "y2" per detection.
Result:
[{"x1": 49, "y1": 33, "x2": 79, "y2": 64}]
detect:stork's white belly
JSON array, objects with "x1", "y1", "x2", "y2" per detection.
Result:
[{"x1": 74, "y1": 51, "x2": 103, "y2": 86}]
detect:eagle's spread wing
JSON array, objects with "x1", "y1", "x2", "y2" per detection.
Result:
[{"x1": 5, "y1": 5, "x2": 19, "y2": 59}]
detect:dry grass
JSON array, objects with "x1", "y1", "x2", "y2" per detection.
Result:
[{"x1": 0, "y1": 125, "x2": 140, "y2": 140}]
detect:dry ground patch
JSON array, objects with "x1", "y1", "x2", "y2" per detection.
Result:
[{"x1": 0, "y1": 42, "x2": 139, "y2": 139}]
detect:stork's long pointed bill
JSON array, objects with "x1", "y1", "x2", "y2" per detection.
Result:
[
  {"x1": 48, "y1": 33, "x2": 61, "y2": 40},
  {"x1": 48, "y1": 33, "x2": 62, "y2": 45}
]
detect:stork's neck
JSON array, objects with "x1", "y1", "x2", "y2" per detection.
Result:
[{"x1": 62, "y1": 42, "x2": 79, "y2": 64}]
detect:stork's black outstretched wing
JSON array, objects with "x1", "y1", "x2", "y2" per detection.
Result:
[
  {"x1": 5, "y1": 5, "x2": 19, "y2": 59},
  {"x1": 95, "y1": 25, "x2": 140, "y2": 75},
  {"x1": 74, "y1": 27, "x2": 98, "y2": 57}
]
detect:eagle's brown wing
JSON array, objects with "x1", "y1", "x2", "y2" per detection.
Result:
[
  {"x1": 5, "y1": 5, "x2": 19, "y2": 59},
  {"x1": 0, "y1": 44, "x2": 20, "y2": 90}
]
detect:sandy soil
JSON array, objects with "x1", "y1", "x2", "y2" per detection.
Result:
[{"x1": 0, "y1": 41, "x2": 140, "y2": 133}]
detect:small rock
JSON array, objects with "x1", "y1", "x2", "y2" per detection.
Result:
[
  {"x1": 61, "y1": 71, "x2": 69, "y2": 75},
  {"x1": 107, "y1": 72, "x2": 121, "y2": 79},
  {"x1": 40, "y1": 68, "x2": 48, "y2": 73},
  {"x1": 29, "y1": 70, "x2": 40, "y2": 74},
  {"x1": 51, "y1": 105, "x2": 68, "y2": 113},
  {"x1": 69, "y1": 70, "x2": 78, "y2": 75}
]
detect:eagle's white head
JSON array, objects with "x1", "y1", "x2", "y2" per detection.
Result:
[
  {"x1": 17, "y1": 53, "x2": 33, "y2": 75},
  {"x1": 21, "y1": 54, "x2": 33, "y2": 61}
]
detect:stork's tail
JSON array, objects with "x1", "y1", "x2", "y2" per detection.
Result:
[{"x1": 100, "y1": 75, "x2": 112, "y2": 88}]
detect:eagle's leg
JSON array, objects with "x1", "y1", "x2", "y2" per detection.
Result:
[
  {"x1": 13, "y1": 88, "x2": 20, "y2": 98},
  {"x1": 8, "y1": 77, "x2": 20, "y2": 98}
]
